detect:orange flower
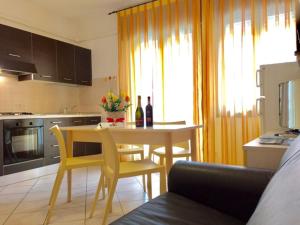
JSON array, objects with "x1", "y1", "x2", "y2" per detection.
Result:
[
  {"x1": 101, "y1": 96, "x2": 107, "y2": 104},
  {"x1": 125, "y1": 96, "x2": 130, "y2": 102}
]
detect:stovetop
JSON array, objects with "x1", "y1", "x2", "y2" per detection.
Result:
[{"x1": 0, "y1": 112, "x2": 33, "y2": 116}]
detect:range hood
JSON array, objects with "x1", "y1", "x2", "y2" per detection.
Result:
[{"x1": 0, "y1": 57, "x2": 37, "y2": 76}]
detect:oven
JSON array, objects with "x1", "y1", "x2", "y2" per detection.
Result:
[{"x1": 3, "y1": 119, "x2": 44, "y2": 174}]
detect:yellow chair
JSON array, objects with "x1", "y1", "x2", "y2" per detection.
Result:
[
  {"x1": 116, "y1": 121, "x2": 146, "y2": 191},
  {"x1": 149, "y1": 121, "x2": 191, "y2": 165},
  {"x1": 44, "y1": 125, "x2": 104, "y2": 225},
  {"x1": 89, "y1": 128, "x2": 166, "y2": 225}
]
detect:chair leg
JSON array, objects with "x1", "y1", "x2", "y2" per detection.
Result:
[
  {"x1": 67, "y1": 169, "x2": 72, "y2": 202},
  {"x1": 44, "y1": 168, "x2": 64, "y2": 225},
  {"x1": 89, "y1": 173, "x2": 105, "y2": 218},
  {"x1": 147, "y1": 173, "x2": 152, "y2": 200},
  {"x1": 160, "y1": 168, "x2": 167, "y2": 194},
  {"x1": 101, "y1": 178, "x2": 118, "y2": 225},
  {"x1": 48, "y1": 165, "x2": 63, "y2": 205}
]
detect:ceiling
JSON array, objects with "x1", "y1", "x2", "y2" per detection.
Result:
[{"x1": 27, "y1": 0, "x2": 151, "y2": 19}]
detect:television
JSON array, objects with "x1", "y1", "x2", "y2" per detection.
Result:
[{"x1": 279, "y1": 78, "x2": 300, "y2": 130}]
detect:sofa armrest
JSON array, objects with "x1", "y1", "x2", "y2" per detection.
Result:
[{"x1": 168, "y1": 161, "x2": 274, "y2": 222}]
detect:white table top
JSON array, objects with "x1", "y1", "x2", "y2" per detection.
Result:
[{"x1": 60, "y1": 123, "x2": 202, "y2": 133}]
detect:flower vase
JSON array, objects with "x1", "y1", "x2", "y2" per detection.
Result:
[{"x1": 106, "y1": 111, "x2": 125, "y2": 126}]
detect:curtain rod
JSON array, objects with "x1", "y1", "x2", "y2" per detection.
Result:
[{"x1": 108, "y1": 0, "x2": 158, "y2": 15}]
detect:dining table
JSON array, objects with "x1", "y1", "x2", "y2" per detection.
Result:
[{"x1": 60, "y1": 123, "x2": 202, "y2": 201}]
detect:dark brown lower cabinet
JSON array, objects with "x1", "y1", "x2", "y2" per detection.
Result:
[
  {"x1": 0, "y1": 120, "x2": 3, "y2": 176},
  {"x1": 44, "y1": 116, "x2": 101, "y2": 165}
]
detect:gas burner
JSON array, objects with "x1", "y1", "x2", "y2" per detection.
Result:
[{"x1": 0, "y1": 112, "x2": 34, "y2": 116}]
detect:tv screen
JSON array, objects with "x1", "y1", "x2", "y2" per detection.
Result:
[{"x1": 279, "y1": 78, "x2": 300, "y2": 130}]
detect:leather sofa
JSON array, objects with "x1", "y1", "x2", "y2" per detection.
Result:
[{"x1": 111, "y1": 136, "x2": 300, "y2": 225}]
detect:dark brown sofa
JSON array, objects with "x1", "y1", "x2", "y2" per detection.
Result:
[{"x1": 110, "y1": 135, "x2": 300, "y2": 225}]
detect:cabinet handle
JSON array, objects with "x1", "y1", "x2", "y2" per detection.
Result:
[
  {"x1": 81, "y1": 80, "x2": 89, "y2": 83},
  {"x1": 73, "y1": 120, "x2": 82, "y2": 123},
  {"x1": 41, "y1": 75, "x2": 52, "y2": 78},
  {"x1": 90, "y1": 120, "x2": 98, "y2": 122},
  {"x1": 51, "y1": 121, "x2": 62, "y2": 124},
  {"x1": 51, "y1": 144, "x2": 59, "y2": 148},
  {"x1": 8, "y1": 53, "x2": 21, "y2": 58},
  {"x1": 256, "y1": 69, "x2": 262, "y2": 87},
  {"x1": 297, "y1": 29, "x2": 300, "y2": 45},
  {"x1": 53, "y1": 156, "x2": 60, "y2": 159},
  {"x1": 64, "y1": 77, "x2": 72, "y2": 81}
]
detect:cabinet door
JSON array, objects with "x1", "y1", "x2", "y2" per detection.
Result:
[
  {"x1": 75, "y1": 46, "x2": 92, "y2": 86},
  {"x1": 57, "y1": 41, "x2": 75, "y2": 84},
  {"x1": 0, "y1": 24, "x2": 32, "y2": 62},
  {"x1": 32, "y1": 34, "x2": 57, "y2": 81},
  {"x1": 0, "y1": 121, "x2": 3, "y2": 176}
]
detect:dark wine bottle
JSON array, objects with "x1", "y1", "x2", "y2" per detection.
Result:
[
  {"x1": 135, "y1": 95, "x2": 144, "y2": 127},
  {"x1": 146, "y1": 96, "x2": 153, "y2": 127}
]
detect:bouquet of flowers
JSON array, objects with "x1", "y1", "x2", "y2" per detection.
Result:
[
  {"x1": 101, "y1": 92, "x2": 131, "y2": 124},
  {"x1": 101, "y1": 92, "x2": 131, "y2": 112}
]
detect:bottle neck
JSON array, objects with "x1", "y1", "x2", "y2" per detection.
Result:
[
  {"x1": 138, "y1": 99, "x2": 141, "y2": 107},
  {"x1": 147, "y1": 97, "x2": 151, "y2": 105}
]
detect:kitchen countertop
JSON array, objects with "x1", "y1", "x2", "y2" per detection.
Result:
[{"x1": 0, "y1": 113, "x2": 102, "y2": 120}]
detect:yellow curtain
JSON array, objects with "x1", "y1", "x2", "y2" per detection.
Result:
[
  {"x1": 118, "y1": 0, "x2": 201, "y2": 131},
  {"x1": 199, "y1": 0, "x2": 295, "y2": 165}
]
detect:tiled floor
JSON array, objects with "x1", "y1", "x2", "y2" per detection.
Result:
[{"x1": 0, "y1": 165, "x2": 161, "y2": 225}]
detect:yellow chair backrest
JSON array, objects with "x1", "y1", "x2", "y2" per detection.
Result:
[
  {"x1": 151, "y1": 121, "x2": 189, "y2": 150},
  {"x1": 50, "y1": 125, "x2": 68, "y2": 165},
  {"x1": 98, "y1": 128, "x2": 120, "y2": 178}
]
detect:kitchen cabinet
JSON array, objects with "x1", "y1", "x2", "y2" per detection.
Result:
[
  {"x1": 44, "y1": 116, "x2": 102, "y2": 165},
  {"x1": 0, "y1": 120, "x2": 3, "y2": 176},
  {"x1": 0, "y1": 24, "x2": 32, "y2": 63},
  {"x1": 57, "y1": 41, "x2": 75, "y2": 84},
  {"x1": 44, "y1": 118, "x2": 71, "y2": 165},
  {"x1": 32, "y1": 34, "x2": 57, "y2": 82},
  {"x1": 75, "y1": 46, "x2": 92, "y2": 86}
]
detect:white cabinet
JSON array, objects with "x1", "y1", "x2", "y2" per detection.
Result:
[{"x1": 243, "y1": 138, "x2": 289, "y2": 170}]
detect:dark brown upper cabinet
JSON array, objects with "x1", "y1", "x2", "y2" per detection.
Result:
[
  {"x1": 32, "y1": 34, "x2": 57, "y2": 81},
  {"x1": 57, "y1": 41, "x2": 75, "y2": 84},
  {"x1": 0, "y1": 24, "x2": 32, "y2": 62},
  {"x1": 75, "y1": 46, "x2": 92, "y2": 86}
]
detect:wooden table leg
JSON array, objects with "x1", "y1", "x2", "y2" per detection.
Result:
[
  {"x1": 165, "y1": 133, "x2": 173, "y2": 174},
  {"x1": 191, "y1": 129, "x2": 198, "y2": 161}
]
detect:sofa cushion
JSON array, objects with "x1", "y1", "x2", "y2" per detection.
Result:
[
  {"x1": 110, "y1": 192, "x2": 244, "y2": 225},
  {"x1": 247, "y1": 136, "x2": 300, "y2": 225},
  {"x1": 279, "y1": 135, "x2": 300, "y2": 168}
]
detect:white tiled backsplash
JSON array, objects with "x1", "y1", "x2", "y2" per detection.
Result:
[{"x1": 0, "y1": 75, "x2": 117, "y2": 114}]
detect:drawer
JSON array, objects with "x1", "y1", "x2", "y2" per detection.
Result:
[
  {"x1": 44, "y1": 155, "x2": 60, "y2": 165},
  {"x1": 84, "y1": 117, "x2": 101, "y2": 125},
  {"x1": 44, "y1": 118, "x2": 71, "y2": 130},
  {"x1": 70, "y1": 117, "x2": 85, "y2": 126},
  {"x1": 44, "y1": 142, "x2": 60, "y2": 157}
]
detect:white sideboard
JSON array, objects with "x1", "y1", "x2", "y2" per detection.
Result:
[{"x1": 243, "y1": 138, "x2": 290, "y2": 170}]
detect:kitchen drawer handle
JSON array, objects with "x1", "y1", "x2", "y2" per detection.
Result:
[
  {"x1": 51, "y1": 144, "x2": 59, "y2": 148},
  {"x1": 64, "y1": 77, "x2": 72, "y2": 81},
  {"x1": 53, "y1": 156, "x2": 61, "y2": 159},
  {"x1": 51, "y1": 121, "x2": 62, "y2": 124},
  {"x1": 73, "y1": 120, "x2": 82, "y2": 123},
  {"x1": 81, "y1": 80, "x2": 89, "y2": 83},
  {"x1": 90, "y1": 120, "x2": 99, "y2": 122},
  {"x1": 41, "y1": 75, "x2": 52, "y2": 78},
  {"x1": 8, "y1": 53, "x2": 21, "y2": 58}
]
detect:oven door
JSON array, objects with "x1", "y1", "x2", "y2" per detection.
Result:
[{"x1": 4, "y1": 124, "x2": 44, "y2": 165}]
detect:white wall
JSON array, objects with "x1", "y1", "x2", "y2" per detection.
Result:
[{"x1": 77, "y1": 13, "x2": 118, "y2": 79}]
